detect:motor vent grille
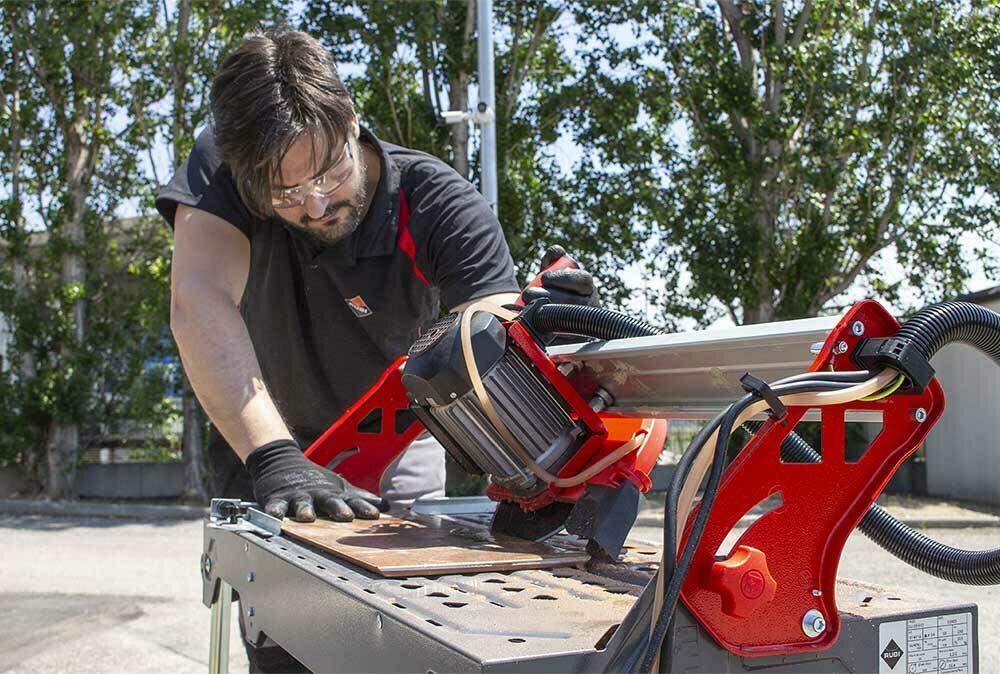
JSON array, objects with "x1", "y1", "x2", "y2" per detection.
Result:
[
  {"x1": 428, "y1": 345, "x2": 581, "y2": 494},
  {"x1": 409, "y1": 313, "x2": 460, "y2": 356}
]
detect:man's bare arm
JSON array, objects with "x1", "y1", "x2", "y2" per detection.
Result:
[{"x1": 169, "y1": 204, "x2": 293, "y2": 461}]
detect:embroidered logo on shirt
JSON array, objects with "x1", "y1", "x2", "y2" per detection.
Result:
[{"x1": 346, "y1": 295, "x2": 373, "y2": 318}]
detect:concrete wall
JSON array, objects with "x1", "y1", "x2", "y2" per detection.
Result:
[
  {"x1": 0, "y1": 466, "x2": 25, "y2": 497},
  {"x1": 75, "y1": 462, "x2": 185, "y2": 499},
  {"x1": 923, "y1": 295, "x2": 1000, "y2": 506},
  {"x1": 0, "y1": 463, "x2": 184, "y2": 500}
]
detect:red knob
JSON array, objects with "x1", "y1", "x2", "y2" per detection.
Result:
[{"x1": 708, "y1": 545, "x2": 777, "y2": 618}]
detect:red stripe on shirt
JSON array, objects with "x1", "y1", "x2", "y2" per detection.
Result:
[{"x1": 397, "y1": 188, "x2": 430, "y2": 286}]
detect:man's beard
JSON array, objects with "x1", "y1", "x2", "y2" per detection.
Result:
[{"x1": 289, "y1": 161, "x2": 369, "y2": 246}]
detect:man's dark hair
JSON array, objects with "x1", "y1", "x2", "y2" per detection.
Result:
[{"x1": 210, "y1": 28, "x2": 355, "y2": 216}]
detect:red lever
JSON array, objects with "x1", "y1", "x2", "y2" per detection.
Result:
[{"x1": 708, "y1": 545, "x2": 778, "y2": 618}]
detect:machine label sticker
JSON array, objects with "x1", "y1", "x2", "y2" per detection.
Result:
[{"x1": 878, "y1": 612, "x2": 973, "y2": 674}]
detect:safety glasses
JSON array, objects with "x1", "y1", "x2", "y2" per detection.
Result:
[{"x1": 270, "y1": 141, "x2": 354, "y2": 209}]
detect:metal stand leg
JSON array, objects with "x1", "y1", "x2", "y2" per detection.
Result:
[{"x1": 209, "y1": 580, "x2": 232, "y2": 674}]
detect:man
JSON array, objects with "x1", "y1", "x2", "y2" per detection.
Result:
[{"x1": 158, "y1": 27, "x2": 595, "y2": 672}]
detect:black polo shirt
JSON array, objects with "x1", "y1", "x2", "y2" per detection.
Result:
[{"x1": 156, "y1": 125, "x2": 518, "y2": 446}]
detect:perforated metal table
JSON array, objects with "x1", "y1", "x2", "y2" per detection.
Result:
[{"x1": 202, "y1": 498, "x2": 978, "y2": 673}]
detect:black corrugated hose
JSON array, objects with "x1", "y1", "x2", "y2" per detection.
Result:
[
  {"x1": 896, "y1": 300, "x2": 1000, "y2": 364},
  {"x1": 744, "y1": 422, "x2": 1000, "y2": 585},
  {"x1": 529, "y1": 303, "x2": 659, "y2": 341},
  {"x1": 529, "y1": 301, "x2": 1000, "y2": 585}
]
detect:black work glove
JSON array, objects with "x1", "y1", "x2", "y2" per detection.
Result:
[
  {"x1": 520, "y1": 244, "x2": 600, "y2": 307},
  {"x1": 245, "y1": 440, "x2": 389, "y2": 522}
]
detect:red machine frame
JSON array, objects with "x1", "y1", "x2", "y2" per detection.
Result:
[
  {"x1": 678, "y1": 300, "x2": 944, "y2": 656},
  {"x1": 304, "y1": 300, "x2": 942, "y2": 659}
]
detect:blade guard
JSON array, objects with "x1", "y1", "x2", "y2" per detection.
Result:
[{"x1": 678, "y1": 300, "x2": 945, "y2": 657}]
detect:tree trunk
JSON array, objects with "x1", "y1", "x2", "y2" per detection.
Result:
[
  {"x1": 448, "y1": 73, "x2": 470, "y2": 178},
  {"x1": 743, "y1": 145, "x2": 779, "y2": 325},
  {"x1": 171, "y1": 0, "x2": 208, "y2": 501},
  {"x1": 741, "y1": 301, "x2": 776, "y2": 325},
  {"x1": 45, "y1": 422, "x2": 79, "y2": 498},
  {"x1": 45, "y1": 117, "x2": 90, "y2": 499},
  {"x1": 445, "y1": 0, "x2": 476, "y2": 179}
]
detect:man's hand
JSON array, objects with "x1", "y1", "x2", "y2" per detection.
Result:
[
  {"x1": 520, "y1": 245, "x2": 600, "y2": 307},
  {"x1": 246, "y1": 440, "x2": 390, "y2": 522}
]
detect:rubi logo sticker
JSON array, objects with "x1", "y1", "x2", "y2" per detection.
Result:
[
  {"x1": 880, "y1": 639, "x2": 903, "y2": 670},
  {"x1": 346, "y1": 296, "x2": 372, "y2": 318}
]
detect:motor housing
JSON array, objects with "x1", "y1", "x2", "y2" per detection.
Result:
[{"x1": 401, "y1": 312, "x2": 592, "y2": 499}]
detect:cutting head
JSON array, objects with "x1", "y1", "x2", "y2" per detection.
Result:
[{"x1": 402, "y1": 310, "x2": 666, "y2": 558}]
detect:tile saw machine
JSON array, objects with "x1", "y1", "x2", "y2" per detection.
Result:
[{"x1": 202, "y1": 295, "x2": 1000, "y2": 673}]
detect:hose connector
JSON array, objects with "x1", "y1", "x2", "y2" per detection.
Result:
[{"x1": 852, "y1": 336, "x2": 935, "y2": 393}]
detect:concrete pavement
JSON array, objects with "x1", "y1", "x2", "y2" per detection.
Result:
[
  {"x1": 5, "y1": 491, "x2": 999, "y2": 528},
  {"x1": 0, "y1": 515, "x2": 246, "y2": 673},
  {"x1": 2, "y1": 511, "x2": 998, "y2": 673}
]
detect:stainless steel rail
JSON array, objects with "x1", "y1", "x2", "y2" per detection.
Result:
[{"x1": 546, "y1": 315, "x2": 877, "y2": 420}]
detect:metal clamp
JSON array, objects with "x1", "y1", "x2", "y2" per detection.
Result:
[{"x1": 209, "y1": 498, "x2": 282, "y2": 537}]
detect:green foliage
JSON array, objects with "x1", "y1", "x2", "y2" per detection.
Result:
[
  {"x1": 2, "y1": 0, "x2": 997, "y2": 490},
  {"x1": 0, "y1": 0, "x2": 176, "y2": 481},
  {"x1": 0, "y1": 0, "x2": 287, "y2": 486},
  {"x1": 155, "y1": 0, "x2": 288, "y2": 167},
  {"x1": 574, "y1": 0, "x2": 1000, "y2": 324},
  {"x1": 0, "y1": 216, "x2": 181, "y2": 469}
]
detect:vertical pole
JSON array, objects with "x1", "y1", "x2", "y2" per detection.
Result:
[
  {"x1": 477, "y1": 0, "x2": 499, "y2": 215},
  {"x1": 209, "y1": 580, "x2": 233, "y2": 674}
]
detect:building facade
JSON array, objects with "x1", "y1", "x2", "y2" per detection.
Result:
[{"x1": 922, "y1": 286, "x2": 1000, "y2": 506}]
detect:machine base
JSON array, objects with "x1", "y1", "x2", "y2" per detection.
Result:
[
  {"x1": 668, "y1": 581, "x2": 977, "y2": 673},
  {"x1": 202, "y1": 500, "x2": 978, "y2": 673}
]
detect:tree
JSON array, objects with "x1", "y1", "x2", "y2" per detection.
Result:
[
  {"x1": 301, "y1": 0, "x2": 650, "y2": 303},
  {"x1": 0, "y1": 0, "x2": 167, "y2": 497},
  {"x1": 575, "y1": 0, "x2": 1000, "y2": 325}
]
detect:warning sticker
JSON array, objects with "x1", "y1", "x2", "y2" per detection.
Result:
[{"x1": 878, "y1": 612, "x2": 973, "y2": 673}]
